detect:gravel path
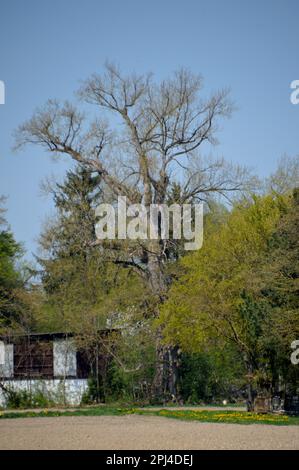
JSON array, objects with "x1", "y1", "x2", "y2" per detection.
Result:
[{"x1": 1, "y1": 415, "x2": 299, "y2": 450}]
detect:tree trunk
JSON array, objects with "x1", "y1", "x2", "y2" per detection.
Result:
[
  {"x1": 151, "y1": 329, "x2": 166, "y2": 402},
  {"x1": 167, "y1": 346, "x2": 180, "y2": 400},
  {"x1": 146, "y1": 243, "x2": 179, "y2": 403},
  {"x1": 245, "y1": 359, "x2": 255, "y2": 412},
  {"x1": 246, "y1": 382, "x2": 254, "y2": 411}
]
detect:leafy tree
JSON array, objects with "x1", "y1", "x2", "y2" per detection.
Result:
[
  {"x1": 37, "y1": 166, "x2": 149, "y2": 330},
  {"x1": 36, "y1": 168, "x2": 154, "y2": 399},
  {"x1": 0, "y1": 198, "x2": 24, "y2": 330},
  {"x1": 254, "y1": 189, "x2": 299, "y2": 395},
  {"x1": 178, "y1": 348, "x2": 244, "y2": 403},
  {"x1": 159, "y1": 194, "x2": 290, "y2": 408}
]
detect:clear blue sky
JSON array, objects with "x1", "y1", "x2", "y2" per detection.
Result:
[{"x1": 0, "y1": 0, "x2": 298, "y2": 260}]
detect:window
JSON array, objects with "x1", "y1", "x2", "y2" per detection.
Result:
[{"x1": 13, "y1": 340, "x2": 53, "y2": 378}]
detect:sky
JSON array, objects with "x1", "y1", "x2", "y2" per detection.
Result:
[{"x1": 0, "y1": 0, "x2": 299, "y2": 261}]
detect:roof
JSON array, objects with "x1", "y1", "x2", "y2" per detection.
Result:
[
  {"x1": 0, "y1": 332, "x2": 74, "y2": 343},
  {"x1": 0, "y1": 330, "x2": 114, "y2": 343}
]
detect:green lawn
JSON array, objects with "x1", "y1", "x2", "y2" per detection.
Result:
[
  {"x1": 137, "y1": 408, "x2": 299, "y2": 426},
  {"x1": 1, "y1": 406, "x2": 299, "y2": 425}
]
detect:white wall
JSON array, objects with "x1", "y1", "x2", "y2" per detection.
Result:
[
  {"x1": 0, "y1": 338, "x2": 88, "y2": 408},
  {"x1": 0, "y1": 344, "x2": 14, "y2": 378},
  {"x1": 0, "y1": 341, "x2": 5, "y2": 365},
  {"x1": 0, "y1": 379, "x2": 88, "y2": 407},
  {"x1": 53, "y1": 339, "x2": 77, "y2": 377}
]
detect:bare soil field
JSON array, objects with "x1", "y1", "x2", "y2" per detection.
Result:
[{"x1": 1, "y1": 414, "x2": 299, "y2": 450}]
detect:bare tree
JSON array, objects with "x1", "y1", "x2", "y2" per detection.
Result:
[
  {"x1": 0, "y1": 196, "x2": 7, "y2": 227},
  {"x1": 266, "y1": 154, "x2": 299, "y2": 194},
  {"x1": 15, "y1": 64, "x2": 254, "y2": 399}
]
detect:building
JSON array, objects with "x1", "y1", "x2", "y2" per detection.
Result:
[{"x1": 0, "y1": 331, "x2": 110, "y2": 407}]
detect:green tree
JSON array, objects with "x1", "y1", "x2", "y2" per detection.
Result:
[
  {"x1": 159, "y1": 194, "x2": 290, "y2": 408},
  {"x1": 0, "y1": 198, "x2": 24, "y2": 330},
  {"x1": 37, "y1": 167, "x2": 149, "y2": 330},
  {"x1": 253, "y1": 189, "x2": 299, "y2": 395},
  {"x1": 36, "y1": 168, "x2": 154, "y2": 400}
]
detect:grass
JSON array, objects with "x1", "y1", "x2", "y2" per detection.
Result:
[
  {"x1": 0, "y1": 406, "x2": 124, "y2": 420},
  {"x1": 1, "y1": 406, "x2": 299, "y2": 425},
  {"x1": 137, "y1": 408, "x2": 299, "y2": 426}
]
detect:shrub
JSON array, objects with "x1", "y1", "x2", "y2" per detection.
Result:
[{"x1": 3, "y1": 387, "x2": 54, "y2": 409}]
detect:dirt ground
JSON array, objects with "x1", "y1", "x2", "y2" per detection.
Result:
[{"x1": 1, "y1": 414, "x2": 299, "y2": 450}]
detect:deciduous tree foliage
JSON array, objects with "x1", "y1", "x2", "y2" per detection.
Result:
[
  {"x1": 254, "y1": 189, "x2": 299, "y2": 394},
  {"x1": 35, "y1": 168, "x2": 155, "y2": 400},
  {"x1": 0, "y1": 198, "x2": 24, "y2": 330},
  {"x1": 37, "y1": 166, "x2": 151, "y2": 326},
  {"x1": 159, "y1": 192, "x2": 299, "y2": 407}
]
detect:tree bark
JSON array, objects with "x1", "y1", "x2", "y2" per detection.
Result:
[
  {"x1": 145, "y1": 244, "x2": 180, "y2": 402},
  {"x1": 245, "y1": 360, "x2": 255, "y2": 412}
]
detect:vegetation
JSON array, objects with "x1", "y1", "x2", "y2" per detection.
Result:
[
  {"x1": 15, "y1": 64, "x2": 255, "y2": 399},
  {"x1": 2, "y1": 388, "x2": 55, "y2": 409},
  {"x1": 1, "y1": 64, "x2": 298, "y2": 409},
  {"x1": 159, "y1": 189, "x2": 299, "y2": 408},
  {"x1": 1, "y1": 406, "x2": 299, "y2": 426}
]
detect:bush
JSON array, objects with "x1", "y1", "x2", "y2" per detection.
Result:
[
  {"x1": 3, "y1": 387, "x2": 54, "y2": 409},
  {"x1": 178, "y1": 350, "x2": 245, "y2": 404},
  {"x1": 81, "y1": 377, "x2": 102, "y2": 404}
]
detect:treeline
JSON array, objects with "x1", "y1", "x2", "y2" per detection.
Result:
[
  {"x1": 160, "y1": 186, "x2": 299, "y2": 407},
  {"x1": 1, "y1": 157, "x2": 298, "y2": 405},
  {"x1": 2, "y1": 65, "x2": 299, "y2": 405}
]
